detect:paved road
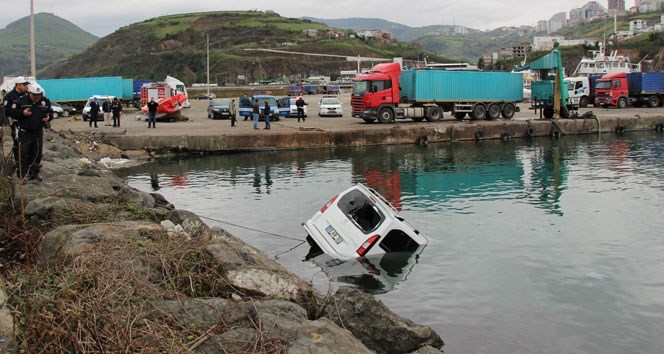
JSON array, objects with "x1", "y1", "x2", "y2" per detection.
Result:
[{"x1": 50, "y1": 93, "x2": 664, "y2": 137}]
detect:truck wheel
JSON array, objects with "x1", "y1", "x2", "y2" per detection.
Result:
[
  {"x1": 501, "y1": 103, "x2": 516, "y2": 119},
  {"x1": 378, "y1": 108, "x2": 394, "y2": 124},
  {"x1": 454, "y1": 112, "x2": 466, "y2": 120},
  {"x1": 617, "y1": 97, "x2": 627, "y2": 109},
  {"x1": 412, "y1": 117, "x2": 424, "y2": 122},
  {"x1": 543, "y1": 107, "x2": 554, "y2": 118},
  {"x1": 648, "y1": 96, "x2": 661, "y2": 108},
  {"x1": 363, "y1": 118, "x2": 376, "y2": 123},
  {"x1": 486, "y1": 104, "x2": 501, "y2": 120},
  {"x1": 470, "y1": 104, "x2": 486, "y2": 120},
  {"x1": 426, "y1": 106, "x2": 442, "y2": 122},
  {"x1": 579, "y1": 96, "x2": 589, "y2": 108}
]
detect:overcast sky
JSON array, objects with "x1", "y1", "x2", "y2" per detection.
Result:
[{"x1": 1, "y1": 0, "x2": 608, "y2": 37}]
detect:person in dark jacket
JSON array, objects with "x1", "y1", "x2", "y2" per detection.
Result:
[
  {"x1": 2, "y1": 76, "x2": 30, "y2": 166},
  {"x1": 102, "y1": 99, "x2": 112, "y2": 126},
  {"x1": 11, "y1": 83, "x2": 52, "y2": 182},
  {"x1": 111, "y1": 98, "x2": 123, "y2": 127},
  {"x1": 263, "y1": 101, "x2": 271, "y2": 129},
  {"x1": 89, "y1": 98, "x2": 100, "y2": 128},
  {"x1": 147, "y1": 97, "x2": 159, "y2": 128},
  {"x1": 295, "y1": 94, "x2": 306, "y2": 122},
  {"x1": 252, "y1": 100, "x2": 260, "y2": 130}
]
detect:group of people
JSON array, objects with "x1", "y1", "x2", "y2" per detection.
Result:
[
  {"x1": 87, "y1": 97, "x2": 124, "y2": 128},
  {"x1": 1, "y1": 77, "x2": 52, "y2": 182}
]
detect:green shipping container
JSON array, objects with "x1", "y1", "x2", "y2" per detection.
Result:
[
  {"x1": 37, "y1": 76, "x2": 126, "y2": 103},
  {"x1": 400, "y1": 70, "x2": 523, "y2": 102}
]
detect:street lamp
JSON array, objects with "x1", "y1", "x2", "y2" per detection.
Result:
[
  {"x1": 30, "y1": 0, "x2": 36, "y2": 77},
  {"x1": 206, "y1": 33, "x2": 210, "y2": 96}
]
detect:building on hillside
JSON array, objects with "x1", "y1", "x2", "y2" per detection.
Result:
[
  {"x1": 513, "y1": 43, "x2": 532, "y2": 58},
  {"x1": 533, "y1": 36, "x2": 564, "y2": 50},
  {"x1": 303, "y1": 29, "x2": 320, "y2": 38},
  {"x1": 607, "y1": 0, "x2": 626, "y2": 15},
  {"x1": 537, "y1": 20, "x2": 548, "y2": 32},
  {"x1": 453, "y1": 26, "x2": 468, "y2": 35},
  {"x1": 548, "y1": 12, "x2": 567, "y2": 33},
  {"x1": 635, "y1": 0, "x2": 664, "y2": 12},
  {"x1": 571, "y1": 1, "x2": 607, "y2": 22},
  {"x1": 630, "y1": 19, "x2": 648, "y2": 31}
]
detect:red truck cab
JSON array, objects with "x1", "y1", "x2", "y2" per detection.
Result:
[
  {"x1": 351, "y1": 63, "x2": 401, "y2": 120},
  {"x1": 594, "y1": 72, "x2": 629, "y2": 108}
]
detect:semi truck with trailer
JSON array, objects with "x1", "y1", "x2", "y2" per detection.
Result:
[
  {"x1": 351, "y1": 62, "x2": 523, "y2": 123},
  {"x1": 594, "y1": 72, "x2": 664, "y2": 108}
]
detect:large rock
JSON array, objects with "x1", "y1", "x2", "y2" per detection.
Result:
[{"x1": 322, "y1": 287, "x2": 444, "y2": 354}]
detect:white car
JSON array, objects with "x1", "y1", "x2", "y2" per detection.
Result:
[
  {"x1": 318, "y1": 96, "x2": 343, "y2": 117},
  {"x1": 303, "y1": 183, "x2": 428, "y2": 260},
  {"x1": 51, "y1": 103, "x2": 64, "y2": 118},
  {"x1": 82, "y1": 95, "x2": 115, "y2": 121}
]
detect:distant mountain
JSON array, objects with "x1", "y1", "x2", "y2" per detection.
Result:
[
  {"x1": 0, "y1": 12, "x2": 98, "y2": 77},
  {"x1": 304, "y1": 17, "x2": 412, "y2": 37}
]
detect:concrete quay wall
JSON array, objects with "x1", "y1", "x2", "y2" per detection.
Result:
[{"x1": 104, "y1": 115, "x2": 664, "y2": 154}]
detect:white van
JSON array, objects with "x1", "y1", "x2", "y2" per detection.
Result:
[{"x1": 82, "y1": 95, "x2": 115, "y2": 121}]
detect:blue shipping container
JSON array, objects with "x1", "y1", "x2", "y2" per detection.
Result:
[
  {"x1": 122, "y1": 79, "x2": 134, "y2": 100},
  {"x1": 400, "y1": 70, "x2": 523, "y2": 102},
  {"x1": 133, "y1": 79, "x2": 153, "y2": 99},
  {"x1": 627, "y1": 72, "x2": 664, "y2": 94},
  {"x1": 37, "y1": 76, "x2": 125, "y2": 103}
]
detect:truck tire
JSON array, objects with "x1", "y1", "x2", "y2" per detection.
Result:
[
  {"x1": 454, "y1": 112, "x2": 466, "y2": 120},
  {"x1": 579, "y1": 96, "x2": 589, "y2": 108},
  {"x1": 501, "y1": 103, "x2": 516, "y2": 119},
  {"x1": 543, "y1": 107, "x2": 554, "y2": 118},
  {"x1": 426, "y1": 106, "x2": 442, "y2": 122},
  {"x1": 363, "y1": 118, "x2": 376, "y2": 123},
  {"x1": 486, "y1": 104, "x2": 501, "y2": 120},
  {"x1": 377, "y1": 108, "x2": 394, "y2": 123},
  {"x1": 412, "y1": 117, "x2": 424, "y2": 122},
  {"x1": 617, "y1": 97, "x2": 627, "y2": 109},
  {"x1": 648, "y1": 95, "x2": 661, "y2": 108},
  {"x1": 470, "y1": 104, "x2": 486, "y2": 120}
]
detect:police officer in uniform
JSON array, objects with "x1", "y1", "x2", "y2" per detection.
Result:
[
  {"x1": 11, "y1": 83, "x2": 52, "y2": 182},
  {"x1": 2, "y1": 76, "x2": 30, "y2": 167}
]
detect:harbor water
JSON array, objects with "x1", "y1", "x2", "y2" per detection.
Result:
[{"x1": 117, "y1": 131, "x2": 664, "y2": 354}]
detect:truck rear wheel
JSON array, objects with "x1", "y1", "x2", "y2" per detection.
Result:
[
  {"x1": 501, "y1": 103, "x2": 515, "y2": 119},
  {"x1": 377, "y1": 108, "x2": 394, "y2": 124},
  {"x1": 470, "y1": 104, "x2": 486, "y2": 120},
  {"x1": 486, "y1": 104, "x2": 501, "y2": 120},
  {"x1": 617, "y1": 97, "x2": 627, "y2": 109},
  {"x1": 363, "y1": 118, "x2": 376, "y2": 123},
  {"x1": 426, "y1": 106, "x2": 442, "y2": 122},
  {"x1": 454, "y1": 112, "x2": 466, "y2": 120},
  {"x1": 412, "y1": 117, "x2": 424, "y2": 122},
  {"x1": 648, "y1": 95, "x2": 661, "y2": 108}
]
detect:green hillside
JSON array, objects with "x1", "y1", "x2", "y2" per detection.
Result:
[
  {"x1": 40, "y1": 11, "x2": 450, "y2": 84},
  {"x1": 0, "y1": 12, "x2": 98, "y2": 77}
]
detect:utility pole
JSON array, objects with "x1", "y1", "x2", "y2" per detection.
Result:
[
  {"x1": 206, "y1": 33, "x2": 210, "y2": 96},
  {"x1": 30, "y1": 0, "x2": 36, "y2": 78}
]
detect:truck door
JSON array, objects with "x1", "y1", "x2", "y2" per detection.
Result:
[{"x1": 371, "y1": 80, "x2": 394, "y2": 105}]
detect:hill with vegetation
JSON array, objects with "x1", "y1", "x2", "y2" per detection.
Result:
[
  {"x1": 0, "y1": 12, "x2": 98, "y2": 77},
  {"x1": 39, "y1": 11, "x2": 450, "y2": 84},
  {"x1": 304, "y1": 17, "x2": 412, "y2": 38}
]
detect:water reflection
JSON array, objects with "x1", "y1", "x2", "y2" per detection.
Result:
[{"x1": 309, "y1": 251, "x2": 423, "y2": 295}]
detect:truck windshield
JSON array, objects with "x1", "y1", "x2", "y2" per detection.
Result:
[
  {"x1": 352, "y1": 81, "x2": 371, "y2": 95},
  {"x1": 595, "y1": 81, "x2": 611, "y2": 90}
]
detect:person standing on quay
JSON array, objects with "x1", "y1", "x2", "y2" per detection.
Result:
[
  {"x1": 230, "y1": 99, "x2": 237, "y2": 127},
  {"x1": 295, "y1": 94, "x2": 306, "y2": 122},
  {"x1": 252, "y1": 99, "x2": 260, "y2": 130},
  {"x1": 102, "y1": 98, "x2": 112, "y2": 126},
  {"x1": 263, "y1": 101, "x2": 271, "y2": 130},
  {"x1": 89, "y1": 97, "x2": 100, "y2": 128},
  {"x1": 2, "y1": 76, "x2": 30, "y2": 167},
  {"x1": 111, "y1": 98, "x2": 122, "y2": 127},
  {"x1": 12, "y1": 83, "x2": 52, "y2": 182},
  {"x1": 147, "y1": 97, "x2": 159, "y2": 128}
]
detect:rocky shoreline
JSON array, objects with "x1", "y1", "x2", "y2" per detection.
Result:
[{"x1": 0, "y1": 128, "x2": 445, "y2": 353}]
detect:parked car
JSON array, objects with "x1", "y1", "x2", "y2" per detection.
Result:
[
  {"x1": 82, "y1": 95, "x2": 114, "y2": 121},
  {"x1": 195, "y1": 93, "x2": 215, "y2": 100},
  {"x1": 54, "y1": 102, "x2": 77, "y2": 117},
  {"x1": 318, "y1": 96, "x2": 343, "y2": 117},
  {"x1": 207, "y1": 98, "x2": 236, "y2": 119},
  {"x1": 51, "y1": 103, "x2": 64, "y2": 118}
]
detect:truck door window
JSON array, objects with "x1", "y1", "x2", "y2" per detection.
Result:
[{"x1": 613, "y1": 80, "x2": 621, "y2": 89}]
